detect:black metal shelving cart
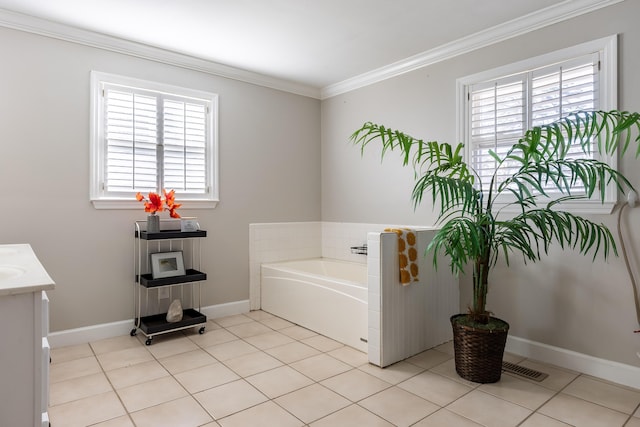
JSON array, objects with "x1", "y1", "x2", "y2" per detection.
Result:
[{"x1": 132, "y1": 221, "x2": 208, "y2": 345}]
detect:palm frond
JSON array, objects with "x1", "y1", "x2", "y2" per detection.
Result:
[
  {"x1": 519, "y1": 110, "x2": 640, "y2": 160},
  {"x1": 351, "y1": 110, "x2": 638, "y2": 319},
  {"x1": 427, "y1": 217, "x2": 489, "y2": 275},
  {"x1": 504, "y1": 209, "x2": 617, "y2": 261},
  {"x1": 501, "y1": 158, "x2": 632, "y2": 203},
  {"x1": 351, "y1": 123, "x2": 478, "y2": 216},
  {"x1": 412, "y1": 174, "x2": 480, "y2": 219},
  {"x1": 491, "y1": 219, "x2": 542, "y2": 267},
  {"x1": 350, "y1": 122, "x2": 415, "y2": 166},
  {"x1": 351, "y1": 123, "x2": 471, "y2": 176}
]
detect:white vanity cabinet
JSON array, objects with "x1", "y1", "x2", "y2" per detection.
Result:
[{"x1": 0, "y1": 244, "x2": 55, "y2": 427}]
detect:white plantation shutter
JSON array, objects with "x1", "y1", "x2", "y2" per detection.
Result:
[
  {"x1": 531, "y1": 55, "x2": 598, "y2": 126},
  {"x1": 467, "y1": 53, "x2": 599, "y2": 195},
  {"x1": 470, "y1": 76, "x2": 526, "y2": 191},
  {"x1": 104, "y1": 89, "x2": 158, "y2": 192},
  {"x1": 91, "y1": 71, "x2": 218, "y2": 207},
  {"x1": 531, "y1": 55, "x2": 599, "y2": 194},
  {"x1": 163, "y1": 99, "x2": 207, "y2": 193}
]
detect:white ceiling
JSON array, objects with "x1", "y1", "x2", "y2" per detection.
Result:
[{"x1": 0, "y1": 0, "x2": 620, "y2": 96}]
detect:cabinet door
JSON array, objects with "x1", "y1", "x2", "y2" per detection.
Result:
[{"x1": 0, "y1": 292, "x2": 37, "y2": 426}]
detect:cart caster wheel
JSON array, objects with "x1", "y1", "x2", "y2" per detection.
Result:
[
  {"x1": 199, "y1": 327, "x2": 205, "y2": 334},
  {"x1": 145, "y1": 339, "x2": 152, "y2": 346},
  {"x1": 130, "y1": 328, "x2": 137, "y2": 337}
]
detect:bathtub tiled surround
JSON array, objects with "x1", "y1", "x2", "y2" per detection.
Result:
[
  {"x1": 249, "y1": 222, "x2": 322, "y2": 309},
  {"x1": 48, "y1": 311, "x2": 640, "y2": 427},
  {"x1": 367, "y1": 233, "x2": 382, "y2": 366},
  {"x1": 321, "y1": 222, "x2": 390, "y2": 261},
  {"x1": 250, "y1": 222, "x2": 458, "y2": 368},
  {"x1": 368, "y1": 230, "x2": 458, "y2": 367},
  {"x1": 249, "y1": 222, "x2": 389, "y2": 310}
]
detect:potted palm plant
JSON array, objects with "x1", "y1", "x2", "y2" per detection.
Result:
[{"x1": 351, "y1": 110, "x2": 640, "y2": 383}]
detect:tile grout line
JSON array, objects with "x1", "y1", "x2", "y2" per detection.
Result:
[
  {"x1": 558, "y1": 373, "x2": 639, "y2": 419},
  {"x1": 224, "y1": 315, "x2": 417, "y2": 426},
  {"x1": 49, "y1": 312, "x2": 640, "y2": 427},
  {"x1": 219, "y1": 315, "x2": 386, "y2": 425},
  {"x1": 219, "y1": 317, "x2": 362, "y2": 425},
  {"x1": 53, "y1": 317, "x2": 399, "y2": 425},
  {"x1": 149, "y1": 329, "x2": 216, "y2": 426},
  {"x1": 188, "y1": 316, "x2": 317, "y2": 425},
  {"x1": 89, "y1": 339, "x2": 140, "y2": 427}
]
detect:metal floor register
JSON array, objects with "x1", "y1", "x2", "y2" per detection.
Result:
[{"x1": 502, "y1": 361, "x2": 549, "y2": 382}]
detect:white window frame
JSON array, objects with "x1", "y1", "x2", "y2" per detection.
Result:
[
  {"x1": 456, "y1": 35, "x2": 618, "y2": 214},
  {"x1": 90, "y1": 71, "x2": 219, "y2": 209}
]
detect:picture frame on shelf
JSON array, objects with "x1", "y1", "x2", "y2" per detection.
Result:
[
  {"x1": 150, "y1": 251, "x2": 186, "y2": 279},
  {"x1": 180, "y1": 217, "x2": 199, "y2": 232}
]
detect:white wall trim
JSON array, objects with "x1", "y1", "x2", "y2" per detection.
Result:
[
  {"x1": 200, "y1": 300, "x2": 251, "y2": 320},
  {"x1": 321, "y1": 0, "x2": 624, "y2": 99},
  {"x1": 48, "y1": 300, "x2": 250, "y2": 348},
  {"x1": 0, "y1": 8, "x2": 320, "y2": 99},
  {"x1": 507, "y1": 335, "x2": 640, "y2": 390}
]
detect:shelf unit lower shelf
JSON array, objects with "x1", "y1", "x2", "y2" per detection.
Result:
[{"x1": 136, "y1": 308, "x2": 206, "y2": 336}]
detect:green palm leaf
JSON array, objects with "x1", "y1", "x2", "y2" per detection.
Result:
[
  {"x1": 427, "y1": 217, "x2": 487, "y2": 275},
  {"x1": 351, "y1": 110, "x2": 640, "y2": 321}
]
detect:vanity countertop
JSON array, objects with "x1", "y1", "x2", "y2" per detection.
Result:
[{"x1": 0, "y1": 244, "x2": 55, "y2": 296}]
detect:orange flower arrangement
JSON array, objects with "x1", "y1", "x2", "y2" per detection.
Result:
[{"x1": 136, "y1": 189, "x2": 182, "y2": 218}]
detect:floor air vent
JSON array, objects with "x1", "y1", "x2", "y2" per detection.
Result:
[{"x1": 502, "y1": 362, "x2": 548, "y2": 382}]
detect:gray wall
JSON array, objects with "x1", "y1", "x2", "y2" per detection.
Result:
[
  {"x1": 321, "y1": 1, "x2": 640, "y2": 366},
  {"x1": 0, "y1": 26, "x2": 321, "y2": 331},
  {"x1": 2, "y1": 1, "x2": 639, "y2": 369}
]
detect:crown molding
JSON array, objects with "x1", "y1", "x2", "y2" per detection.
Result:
[
  {"x1": 0, "y1": 8, "x2": 322, "y2": 99},
  {"x1": 0, "y1": 1, "x2": 624, "y2": 101},
  {"x1": 321, "y1": 0, "x2": 625, "y2": 99}
]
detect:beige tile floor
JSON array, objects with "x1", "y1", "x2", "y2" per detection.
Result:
[{"x1": 49, "y1": 311, "x2": 640, "y2": 427}]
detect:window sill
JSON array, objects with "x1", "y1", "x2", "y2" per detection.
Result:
[
  {"x1": 92, "y1": 199, "x2": 219, "y2": 210},
  {"x1": 493, "y1": 199, "x2": 616, "y2": 215}
]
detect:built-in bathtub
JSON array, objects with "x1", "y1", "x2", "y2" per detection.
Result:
[
  {"x1": 260, "y1": 258, "x2": 368, "y2": 352},
  {"x1": 256, "y1": 228, "x2": 459, "y2": 366}
]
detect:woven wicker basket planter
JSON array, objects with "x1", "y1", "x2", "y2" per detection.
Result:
[{"x1": 451, "y1": 314, "x2": 509, "y2": 384}]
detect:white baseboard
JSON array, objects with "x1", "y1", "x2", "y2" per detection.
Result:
[
  {"x1": 48, "y1": 300, "x2": 250, "y2": 348},
  {"x1": 199, "y1": 300, "x2": 250, "y2": 320},
  {"x1": 48, "y1": 319, "x2": 133, "y2": 349},
  {"x1": 48, "y1": 306, "x2": 640, "y2": 390},
  {"x1": 507, "y1": 335, "x2": 640, "y2": 389}
]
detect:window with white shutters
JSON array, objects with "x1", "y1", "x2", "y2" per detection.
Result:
[
  {"x1": 458, "y1": 36, "x2": 617, "y2": 213},
  {"x1": 90, "y1": 72, "x2": 219, "y2": 209},
  {"x1": 469, "y1": 75, "x2": 526, "y2": 192}
]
